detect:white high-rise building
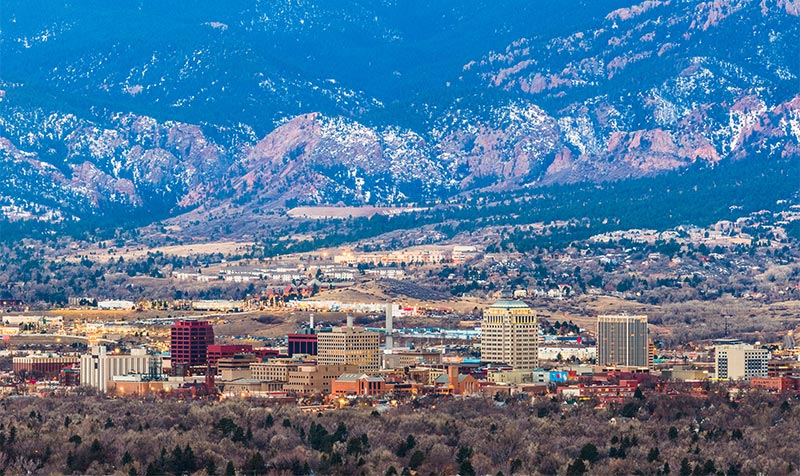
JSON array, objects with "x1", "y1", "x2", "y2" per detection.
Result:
[
  {"x1": 715, "y1": 343, "x2": 769, "y2": 380},
  {"x1": 481, "y1": 301, "x2": 539, "y2": 370},
  {"x1": 80, "y1": 346, "x2": 151, "y2": 392}
]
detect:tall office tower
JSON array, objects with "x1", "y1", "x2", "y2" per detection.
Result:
[
  {"x1": 597, "y1": 314, "x2": 651, "y2": 369},
  {"x1": 316, "y1": 324, "x2": 380, "y2": 373},
  {"x1": 481, "y1": 301, "x2": 539, "y2": 370},
  {"x1": 170, "y1": 320, "x2": 215, "y2": 370}
]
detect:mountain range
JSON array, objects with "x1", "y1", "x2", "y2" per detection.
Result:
[{"x1": 0, "y1": 0, "x2": 798, "y2": 232}]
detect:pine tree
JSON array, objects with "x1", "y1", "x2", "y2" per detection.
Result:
[
  {"x1": 184, "y1": 444, "x2": 197, "y2": 473},
  {"x1": 262, "y1": 414, "x2": 274, "y2": 428},
  {"x1": 409, "y1": 450, "x2": 425, "y2": 470},
  {"x1": 566, "y1": 458, "x2": 587, "y2": 476},
  {"x1": 244, "y1": 452, "x2": 267, "y2": 476}
]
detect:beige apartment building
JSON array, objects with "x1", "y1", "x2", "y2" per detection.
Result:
[
  {"x1": 382, "y1": 349, "x2": 443, "y2": 369},
  {"x1": 283, "y1": 363, "x2": 358, "y2": 395},
  {"x1": 481, "y1": 301, "x2": 539, "y2": 370},
  {"x1": 317, "y1": 326, "x2": 380, "y2": 373},
  {"x1": 250, "y1": 358, "x2": 302, "y2": 382},
  {"x1": 217, "y1": 355, "x2": 259, "y2": 381}
]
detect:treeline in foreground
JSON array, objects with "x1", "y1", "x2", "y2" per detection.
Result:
[{"x1": 0, "y1": 389, "x2": 797, "y2": 475}]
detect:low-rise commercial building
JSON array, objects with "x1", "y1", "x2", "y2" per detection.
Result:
[
  {"x1": 218, "y1": 355, "x2": 259, "y2": 381},
  {"x1": 331, "y1": 374, "x2": 386, "y2": 396},
  {"x1": 59, "y1": 367, "x2": 81, "y2": 387},
  {"x1": 288, "y1": 332, "x2": 317, "y2": 357},
  {"x1": 768, "y1": 359, "x2": 798, "y2": 377},
  {"x1": 558, "y1": 379, "x2": 639, "y2": 403},
  {"x1": 407, "y1": 366, "x2": 446, "y2": 385},
  {"x1": 750, "y1": 376, "x2": 799, "y2": 392},
  {"x1": 13, "y1": 354, "x2": 80, "y2": 379},
  {"x1": 207, "y1": 344, "x2": 254, "y2": 370},
  {"x1": 220, "y1": 379, "x2": 286, "y2": 398},
  {"x1": 382, "y1": 349, "x2": 443, "y2": 369},
  {"x1": 530, "y1": 370, "x2": 570, "y2": 384},
  {"x1": 106, "y1": 375, "x2": 184, "y2": 397},
  {"x1": 662, "y1": 366, "x2": 711, "y2": 382},
  {"x1": 487, "y1": 369, "x2": 533, "y2": 384},
  {"x1": 434, "y1": 366, "x2": 479, "y2": 395}
]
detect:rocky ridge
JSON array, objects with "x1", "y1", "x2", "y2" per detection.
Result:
[{"x1": 0, "y1": 0, "x2": 797, "y2": 228}]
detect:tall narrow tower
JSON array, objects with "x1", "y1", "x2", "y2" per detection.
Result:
[{"x1": 385, "y1": 302, "x2": 394, "y2": 349}]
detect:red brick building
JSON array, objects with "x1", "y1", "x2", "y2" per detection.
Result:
[
  {"x1": 750, "y1": 376, "x2": 799, "y2": 392},
  {"x1": 170, "y1": 320, "x2": 214, "y2": 369},
  {"x1": 288, "y1": 333, "x2": 318, "y2": 356},
  {"x1": 207, "y1": 344, "x2": 253, "y2": 369},
  {"x1": 13, "y1": 355, "x2": 80, "y2": 379},
  {"x1": 254, "y1": 348, "x2": 281, "y2": 359},
  {"x1": 331, "y1": 374, "x2": 386, "y2": 396},
  {"x1": 435, "y1": 366, "x2": 480, "y2": 395}
]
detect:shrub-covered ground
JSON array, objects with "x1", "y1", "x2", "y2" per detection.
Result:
[{"x1": 0, "y1": 387, "x2": 797, "y2": 475}]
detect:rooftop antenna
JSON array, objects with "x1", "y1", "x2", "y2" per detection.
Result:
[{"x1": 723, "y1": 302, "x2": 744, "y2": 338}]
